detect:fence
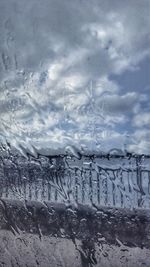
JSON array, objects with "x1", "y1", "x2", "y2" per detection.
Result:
[{"x1": 0, "y1": 152, "x2": 150, "y2": 209}]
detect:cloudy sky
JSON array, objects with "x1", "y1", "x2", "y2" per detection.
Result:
[{"x1": 0, "y1": 0, "x2": 150, "y2": 154}]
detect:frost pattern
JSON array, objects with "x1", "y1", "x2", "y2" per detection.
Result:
[{"x1": 0, "y1": 147, "x2": 150, "y2": 209}]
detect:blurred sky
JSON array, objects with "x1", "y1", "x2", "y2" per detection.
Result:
[{"x1": 0, "y1": 0, "x2": 150, "y2": 154}]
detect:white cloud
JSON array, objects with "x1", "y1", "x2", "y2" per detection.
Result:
[
  {"x1": 128, "y1": 141, "x2": 150, "y2": 155},
  {"x1": 96, "y1": 92, "x2": 138, "y2": 114},
  {"x1": 127, "y1": 129, "x2": 150, "y2": 154},
  {"x1": 0, "y1": 0, "x2": 150, "y2": 154},
  {"x1": 133, "y1": 112, "x2": 150, "y2": 127}
]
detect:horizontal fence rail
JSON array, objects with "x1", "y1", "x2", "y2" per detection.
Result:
[{"x1": 0, "y1": 151, "x2": 150, "y2": 209}]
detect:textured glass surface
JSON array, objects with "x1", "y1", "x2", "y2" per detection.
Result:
[
  {"x1": 0, "y1": 0, "x2": 150, "y2": 266},
  {"x1": 0, "y1": 0, "x2": 150, "y2": 154}
]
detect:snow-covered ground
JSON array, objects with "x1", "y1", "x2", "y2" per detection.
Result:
[{"x1": 0, "y1": 230, "x2": 150, "y2": 267}]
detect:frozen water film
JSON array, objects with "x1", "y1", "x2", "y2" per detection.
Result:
[
  {"x1": 0, "y1": 0, "x2": 150, "y2": 266},
  {"x1": 0, "y1": 0, "x2": 150, "y2": 154}
]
